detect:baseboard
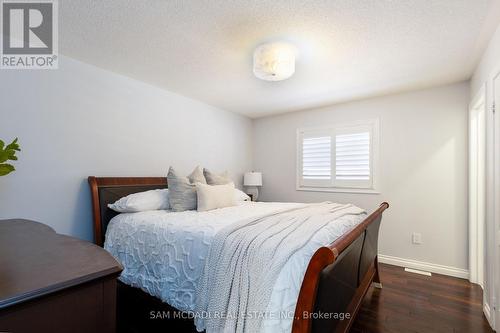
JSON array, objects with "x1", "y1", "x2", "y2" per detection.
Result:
[
  {"x1": 378, "y1": 254, "x2": 469, "y2": 279},
  {"x1": 483, "y1": 301, "x2": 494, "y2": 329}
]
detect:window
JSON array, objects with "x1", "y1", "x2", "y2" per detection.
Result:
[{"x1": 297, "y1": 120, "x2": 379, "y2": 193}]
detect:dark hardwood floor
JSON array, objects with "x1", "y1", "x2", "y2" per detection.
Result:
[
  {"x1": 351, "y1": 263, "x2": 493, "y2": 333},
  {"x1": 118, "y1": 263, "x2": 493, "y2": 333}
]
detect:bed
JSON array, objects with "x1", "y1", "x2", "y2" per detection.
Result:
[{"x1": 88, "y1": 176, "x2": 389, "y2": 333}]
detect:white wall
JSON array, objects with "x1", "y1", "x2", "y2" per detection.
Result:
[
  {"x1": 471, "y1": 24, "x2": 500, "y2": 94},
  {"x1": 0, "y1": 56, "x2": 253, "y2": 241},
  {"x1": 253, "y1": 82, "x2": 469, "y2": 270},
  {"x1": 470, "y1": 22, "x2": 500, "y2": 328}
]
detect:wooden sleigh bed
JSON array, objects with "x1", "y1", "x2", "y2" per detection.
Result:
[{"x1": 88, "y1": 176, "x2": 389, "y2": 333}]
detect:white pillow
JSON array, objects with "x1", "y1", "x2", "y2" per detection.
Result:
[
  {"x1": 196, "y1": 182, "x2": 237, "y2": 212},
  {"x1": 108, "y1": 189, "x2": 169, "y2": 213},
  {"x1": 234, "y1": 188, "x2": 251, "y2": 202}
]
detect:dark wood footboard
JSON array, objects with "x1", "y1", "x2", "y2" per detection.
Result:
[{"x1": 292, "y1": 202, "x2": 389, "y2": 333}]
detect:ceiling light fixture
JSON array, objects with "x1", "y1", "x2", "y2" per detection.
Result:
[{"x1": 253, "y1": 42, "x2": 296, "y2": 81}]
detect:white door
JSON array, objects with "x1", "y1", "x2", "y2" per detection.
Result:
[{"x1": 469, "y1": 89, "x2": 486, "y2": 287}]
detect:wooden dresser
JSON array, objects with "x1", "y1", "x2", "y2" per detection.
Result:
[{"x1": 0, "y1": 219, "x2": 122, "y2": 333}]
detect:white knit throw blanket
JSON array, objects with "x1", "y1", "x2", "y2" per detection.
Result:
[{"x1": 194, "y1": 202, "x2": 365, "y2": 333}]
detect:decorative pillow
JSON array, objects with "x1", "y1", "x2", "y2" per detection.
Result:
[
  {"x1": 108, "y1": 189, "x2": 169, "y2": 213},
  {"x1": 234, "y1": 188, "x2": 251, "y2": 202},
  {"x1": 167, "y1": 166, "x2": 206, "y2": 212},
  {"x1": 203, "y1": 168, "x2": 231, "y2": 185},
  {"x1": 189, "y1": 166, "x2": 207, "y2": 184},
  {"x1": 196, "y1": 182, "x2": 237, "y2": 212}
]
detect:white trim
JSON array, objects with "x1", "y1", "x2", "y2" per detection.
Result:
[
  {"x1": 493, "y1": 70, "x2": 500, "y2": 331},
  {"x1": 468, "y1": 84, "x2": 486, "y2": 287},
  {"x1": 484, "y1": 302, "x2": 494, "y2": 328},
  {"x1": 296, "y1": 186, "x2": 380, "y2": 194},
  {"x1": 378, "y1": 254, "x2": 469, "y2": 279}
]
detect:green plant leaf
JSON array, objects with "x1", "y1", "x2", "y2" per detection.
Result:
[
  {"x1": 0, "y1": 163, "x2": 15, "y2": 176},
  {"x1": 7, "y1": 150, "x2": 16, "y2": 158},
  {"x1": 0, "y1": 138, "x2": 20, "y2": 176},
  {"x1": 6, "y1": 138, "x2": 20, "y2": 151},
  {"x1": 0, "y1": 151, "x2": 8, "y2": 163}
]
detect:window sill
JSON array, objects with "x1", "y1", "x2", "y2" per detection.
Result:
[{"x1": 296, "y1": 186, "x2": 380, "y2": 195}]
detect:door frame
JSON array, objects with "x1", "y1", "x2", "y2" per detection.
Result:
[
  {"x1": 493, "y1": 70, "x2": 500, "y2": 330},
  {"x1": 469, "y1": 85, "x2": 486, "y2": 287}
]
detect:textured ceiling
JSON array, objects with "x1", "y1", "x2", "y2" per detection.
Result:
[{"x1": 61, "y1": 0, "x2": 500, "y2": 118}]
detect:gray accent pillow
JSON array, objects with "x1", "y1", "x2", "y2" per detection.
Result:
[
  {"x1": 203, "y1": 168, "x2": 231, "y2": 185},
  {"x1": 167, "y1": 166, "x2": 206, "y2": 211},
  {"x1": 188, "y1": 166, "x2": 207, "y2": 184}
]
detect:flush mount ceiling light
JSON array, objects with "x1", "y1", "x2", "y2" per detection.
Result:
[{"x1": 253, "y1": 42, "x2": 296, "y2": 81}]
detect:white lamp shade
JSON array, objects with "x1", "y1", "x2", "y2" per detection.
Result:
[
  {"x1": 253, "y1": 42, "x2": 296, "y2": 81},
  {"x1": 244, "y1": 172, "x2": 262, "y2": 186}
]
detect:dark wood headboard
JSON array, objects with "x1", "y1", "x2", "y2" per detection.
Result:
[{"x1": 88, "y1": 177, "x2": 168, "y2": 246}]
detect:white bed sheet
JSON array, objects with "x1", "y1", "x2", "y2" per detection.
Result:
[{"x1": 104, "y1": 201, "x2": 366, "y2": 333}]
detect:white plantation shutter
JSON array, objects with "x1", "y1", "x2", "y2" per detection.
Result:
[
  {"x1": 299, "y1": 133, "x2": 332, "y2": 187},
  {"x1": 297, "y1": 121, "x2": 378, "y2": 191},
  {"x1": 335, "y1": 132, "x2": 370, "y2": 180},
  {"x1": 302, "y1": 136, "x2": 331, "y2": 180}
]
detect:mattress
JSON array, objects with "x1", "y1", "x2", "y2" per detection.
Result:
[{"x1": 104, "y1": 201, "x2": 366, "y2": 333}]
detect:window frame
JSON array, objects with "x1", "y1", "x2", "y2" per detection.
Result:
[{"x1": 296, "y1": 119, "x2": 380, "y2": 194}]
